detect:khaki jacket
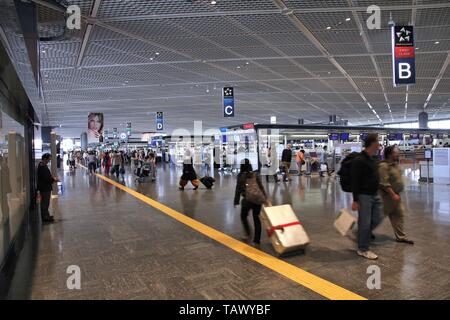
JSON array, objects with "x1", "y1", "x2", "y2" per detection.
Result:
[{"x1": 379, "y1": 160, "x2": 405, "y2": 195}]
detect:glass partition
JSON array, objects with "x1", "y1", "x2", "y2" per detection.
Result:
[{"x1": 0, "y1": 109, "x2": 29, "y2": 267}]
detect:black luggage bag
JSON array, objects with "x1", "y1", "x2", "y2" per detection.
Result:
[{"x1": 200, "y1": 176, "x2": 215, "y2": 189}]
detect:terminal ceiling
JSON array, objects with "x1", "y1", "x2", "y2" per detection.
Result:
[{"x1": 1, "y1": 0, "x2": 450, "y2": 137}]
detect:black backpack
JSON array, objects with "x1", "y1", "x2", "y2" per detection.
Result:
[{"x1": 337, "y1": 152, "x2": 360, "y2": 192}]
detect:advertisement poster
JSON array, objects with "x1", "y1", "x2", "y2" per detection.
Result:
[{"x1": 87, "y1": 113, "x2": 104, "y2": 143}]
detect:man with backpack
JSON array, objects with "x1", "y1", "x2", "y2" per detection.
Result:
[{"x1": 349, "y1": 134, "x2": 384, "y2": 260}]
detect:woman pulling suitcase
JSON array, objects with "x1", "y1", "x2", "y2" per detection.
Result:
[
  {"x1": 179, "y1": 157, "x2": 200, "y2": 190},
  {"x1": 234, "y1": 159, "x2": 270, "y2": 246}
]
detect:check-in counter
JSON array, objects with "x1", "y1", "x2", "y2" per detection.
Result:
[{"x1": 419, "y1": 161, "x2": 433, "y2": 182}]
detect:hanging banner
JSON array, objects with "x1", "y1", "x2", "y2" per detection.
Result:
[
  {"x1": 392, "y1": 25, "x2": 416, "y2": 87},
  {"x1": 223, "y1": 87, "x2": 235, "y2": 117},
  {"x1": 87, "y1": 113, "x2": 104, "y2": 143},
  {"x1": 156, "y1": 112, "x2": 164, "y2": 131}
]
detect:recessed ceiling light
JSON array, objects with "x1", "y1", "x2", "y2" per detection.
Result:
[
  {"x1": 326, "y1": 26, "x2": 331, "y2": 30},
  {"x1": 41, "y1": 50, "x2": 46, "y2": 53},
  {"x1": 155, "y1": 52, "x2": 160, "y2": 55},
  {"x1": 246, "y1": 62, "x2": 250, "y2": 65},
  {"x1": 237, "y1": 66, "x2": 241, "y2": 69},
  {"x1": 345, "y1": 18, "x2": 351, "y2": 21},
  {"x1": 416, "y1": 47, "x2": 419, "y2": 50},
  {"x1": 211, "y1": 0, "x2": 217, "y2": 4},
  {"x1": 434, "y1": 41, "x2": 440, "y2": 44}
]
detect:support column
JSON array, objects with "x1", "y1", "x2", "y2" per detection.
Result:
[
  {"x1": 419, "y1": 111, "x2": 428, "y2": 129},
  {"x1": 81, "y1": 132, "x2": 87, "y2": 150},
  {"x1": 51, "y1": 131, "x2": 57, "y2": 196}
]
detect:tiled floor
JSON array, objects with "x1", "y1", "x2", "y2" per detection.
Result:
[{"x1": 27, "y1": 163, "x2": 450, "y2": 299}]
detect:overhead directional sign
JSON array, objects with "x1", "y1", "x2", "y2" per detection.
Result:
[
  {"x1": 223, "y1": 87, "x2": 235, "y2": 117},
  {"x1": 156, "y1": 112, "x2": 164, "y2": 131},
  {"x1": 126, "y1": 122, "x2": 131, "y2": 136},
  {"x1": 392, "y1": 25, "x2": 416, "y2": 87},
  {"x1": 120, "y1": 132, "x2": 128, "y2": 141}
]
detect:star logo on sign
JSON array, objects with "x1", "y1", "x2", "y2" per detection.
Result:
[
  {"x1": 223, "y1": 87, "x2": 233, "y2": 97},
  {"x1": 396, "y1": 27, "x2": 413, "y2": 44}
]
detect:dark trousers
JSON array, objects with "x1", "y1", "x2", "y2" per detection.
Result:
[
  {"x1": 111, "y1": 165, "x2": 120, "y2": 178},
  {"x1": 241, "y1": 200, "x2": 262, "y2": 243},
  {"x1": 40, "y1": 191, "x2": 52, "y2": 220},
  {"x1": 88, "y1": 161, "x2": 96, "y2": 173}
]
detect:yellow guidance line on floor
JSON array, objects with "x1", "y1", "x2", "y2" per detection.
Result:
[{"x1": 91, "y1": 169, "x2": 365, "y2": 300}]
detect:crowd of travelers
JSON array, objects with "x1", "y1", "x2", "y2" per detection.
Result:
[{"x1": 40, "y1": 134, "x2": 413, "y2": 259}]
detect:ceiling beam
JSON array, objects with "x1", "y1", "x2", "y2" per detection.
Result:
[
  {"x1": 94, "y1": 2, "x2": 450, "y2": 22},
  {"x1": 347, "y1": 0, "x2": 393, "y2": 122},
  {"x1": 272, "y1": 0, "x2": 383, "y2": 123},
  {"x1": 423, "y1": 52, "x2": 450, "y2": 110}
]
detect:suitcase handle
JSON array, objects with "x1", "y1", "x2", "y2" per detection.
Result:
[{"x1": 267, "y1": 221, "x2": 301, "y2": 237}]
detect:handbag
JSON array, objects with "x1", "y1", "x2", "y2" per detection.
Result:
[{"x1": 245, "y1": 173, "x2": 266, "y2": 205}]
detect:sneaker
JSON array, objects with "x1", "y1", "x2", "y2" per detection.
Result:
[
  {"x1": 396, "y1": 238, "x2": 414, "y2": 245},
  {"x1": 357, "y1": 250, "x2": 378, "y2": 260},
  {"x1": 42, "y1": 216, "x2": 55, "y2": 224}
]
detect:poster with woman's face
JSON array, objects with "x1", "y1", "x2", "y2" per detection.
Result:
[{"x1": 87, "y1": 113, "x2": 104, "y2": 143}]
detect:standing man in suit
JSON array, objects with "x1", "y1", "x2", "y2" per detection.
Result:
[{"x1": 37, "y1": 153, "x2": 59, "y2": 223}]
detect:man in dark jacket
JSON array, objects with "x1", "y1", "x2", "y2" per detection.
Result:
[
  {"x1": 37, "y1": 153, "x2": 59, "y2": 223},
  {"x1": 281, "y1": 144, "x2": 293, "y2": 182},
  {"x1": 351, "y1": 134, "x2": 383, "y2": 260}
]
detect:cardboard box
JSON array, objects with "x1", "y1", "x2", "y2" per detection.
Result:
[{"x1": 334, "y1": 208, "x2": 357, "y2": 236}]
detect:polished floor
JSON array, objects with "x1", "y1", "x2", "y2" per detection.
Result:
[{"x1": 20, "y1": 163, "x2": 450, "y2": 299}]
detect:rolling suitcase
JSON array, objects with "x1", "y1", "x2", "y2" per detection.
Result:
[
  {"x1": 200, "y1": 176, "x2": 215, "y2": 189},
  {"x1": 261, "y1": 204, "x2": 310, "y2": 255},
  {"x1": 334, "y1": 208, "x2": 357, "y2": 236}
]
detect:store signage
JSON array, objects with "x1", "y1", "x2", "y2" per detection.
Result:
[
  {"x1": 113, "y1": 127, "x2": 118, "y2": 139},
  {"x1": 120, "y1": 132, "x2": 127, "y2": 141},
  {"x1": 392, "y1": 26, "x2": 415, "y2": 86},
  {"x1": 104, "y1": 129, "x2": 109, "y2": 140},
  {"x1": 126, "y1": 122, "x2": 131, "y2": 136},
  {"x1": 270, "y1": 116, "x2": 277, "y2": 124},
  {"x1": 220, "y1": 127, "x2": 227, "y2": 143},
  {"x1": 156, "y1": 112, "x2": 164, "y2": 131},
  {"x1": 223, "y1": 87, "x2": 235, "y2": 117},
  {"x1": 242, "y1": 123, "x2": 254, "y2": 130}
]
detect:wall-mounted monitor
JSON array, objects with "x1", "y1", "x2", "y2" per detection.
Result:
[
  {"x1": 329, "y1": 133, "x2": 339, "y2": 141},
  {"x1": 388, "y1": 133, "x2": 403, "y2": 140},
  {"x1": 340, "y1": 133, "x2": 350, "y2": 141}
]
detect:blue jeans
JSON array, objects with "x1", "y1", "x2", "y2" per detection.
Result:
[{"x1": 357, "y1": 194, "x2": 383, "y2": 251}]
